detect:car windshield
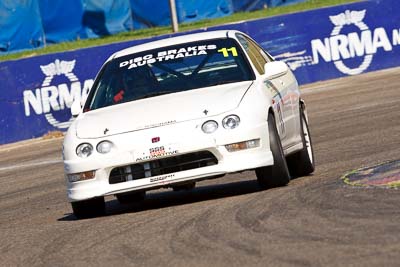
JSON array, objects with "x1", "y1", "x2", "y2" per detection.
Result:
[{"x1": 85, "y1": 38, "x2": 254, "y2": 111}]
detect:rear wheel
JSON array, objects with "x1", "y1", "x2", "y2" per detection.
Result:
[
  {"x1": 256, "y1": 113, "x2": 290, "y2": 188},
  {"x1": 287, "y1": 104, "x2": 315, "y2": 177},
  {"x1": 71, "y1": 197, "x2": 105, "y2": 219},
  {"x1": 116, "y1": 191, "x2": 146, "y2": 204}
]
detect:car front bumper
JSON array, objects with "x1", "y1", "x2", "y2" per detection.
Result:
[{"x1": 64, "y1": 120, "x2": 272, "y2": 202}]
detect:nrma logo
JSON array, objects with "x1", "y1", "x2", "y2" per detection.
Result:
[
  {"x1": 23, "y1": 59, "x2": 94, "y2": 129},
  {"x1": 311, "y1": 10, "x2": 400, "y2": 75}
]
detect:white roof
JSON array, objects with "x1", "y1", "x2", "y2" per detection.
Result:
[{"x1": 112, "y1": 30, "x2": 240, "y2": 59}]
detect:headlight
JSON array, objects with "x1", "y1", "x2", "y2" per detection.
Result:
[
  {"x1": 97, "y1": 141, "x2": 113, "y2": 154},
  {"x1": 76, "y1": 143, "x2": 93, "y2": 158},
  {"x1": 202, "y1": 120, "x2": 218, "y2": 134},
  {"x1": 222, "y1": 115, "x2": 240, "y2": 129}
]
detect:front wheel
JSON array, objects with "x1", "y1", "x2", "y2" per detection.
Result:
[
  {"x1": 287, "y1": 104, "x2": 315, "y2": 178},
  {"x1": 256, "y1": 113, "x2": 291, "y2": 189},
  {"x1": 71, "y1": 197, "x2": 105, "y2": 219}
]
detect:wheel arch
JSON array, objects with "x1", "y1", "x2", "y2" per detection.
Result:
[
  {"x1": 300, "y1": 98, "x2": 306, "y2": 110},
  {"x1": 299, "y1": 98, "x2": 309, "y2": 123}
]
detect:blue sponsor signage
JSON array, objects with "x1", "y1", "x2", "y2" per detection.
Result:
[{"x1": 0, "y1": 0, "x2": 399, "y2": 144}]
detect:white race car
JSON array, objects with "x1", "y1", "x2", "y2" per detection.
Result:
[{"x1": 63, "y1": 30, "x2": 315, "y2": 218}]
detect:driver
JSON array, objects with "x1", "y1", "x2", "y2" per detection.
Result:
[{"x1": 113, "y1": 65, "x2": 158, "y2": 103}]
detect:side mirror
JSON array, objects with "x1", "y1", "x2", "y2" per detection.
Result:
[
  {"x1": 264, "y1": 61, "x2": 289, "y2": 80},
  {"x1": 71, "y1": 100, "x2": 82, "y2": 118}
]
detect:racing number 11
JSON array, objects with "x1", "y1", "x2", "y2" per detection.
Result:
[{"x1": 218, "y1": 47, "x2": 238, "y2": 57}]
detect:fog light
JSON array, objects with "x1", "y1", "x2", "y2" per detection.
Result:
[
  {"x1": 202, "y1": 120, "x2": 218, "y2": 134},
  {"x1": 67, "y1": 170, "x2": 96, "y2": 183},
  {"x1": 225, "y1": 139, "x2": 260, "y2": 152},
  {"x1": 97, "y1": 141, "x2": 113, "y2": 154}
]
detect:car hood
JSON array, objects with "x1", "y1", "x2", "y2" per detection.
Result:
[{"x1": 75, "y1": 81, "x2": 253, "y2": 139}]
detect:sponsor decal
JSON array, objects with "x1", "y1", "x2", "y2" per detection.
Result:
[
  {"x1": 264, "y1": 80, "x2": 285, "y2": 135},
  {"x1": 144, "y1": 120, "x2": 177, "y2": 129},
  {"x1": 135, "y1": 146, "x2": 179, "y2": 162},
  {"x1": 311, "y1": 10, "x2": 400, "y2": 75},
  {"x1": 150, "y1": 174, "x2": 175, "y2": 183},
  {"x1": 150, "y1": 146, "x2": 166, "y2": 157},
  {"x1": 23, "y1": 59, "x2": 94, "y2": 129},
  {"x1": 119, "y1": 45, "x2": 217, "y2": 69}
]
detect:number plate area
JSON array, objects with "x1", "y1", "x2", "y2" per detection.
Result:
[{"x1": 134, "y1": 145, "x2": 179, "y2": 162}]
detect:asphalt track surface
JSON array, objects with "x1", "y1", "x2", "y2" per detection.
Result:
[{"x1": 1, "y1": 67, "x2": 399, "y2": 266}]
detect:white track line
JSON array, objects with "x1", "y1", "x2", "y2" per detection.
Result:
[
  {"x1": 0, "y1": 137, "x2": 63, "y2": 153},
  {"x1": 0, "y1": 158, "x2": 62, "y2": 172}
]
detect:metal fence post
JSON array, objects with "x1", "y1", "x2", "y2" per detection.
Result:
[{"x1": 169, "y1": 0, "x2": 179, "y2": 32}]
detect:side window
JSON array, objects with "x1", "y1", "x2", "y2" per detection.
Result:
[
  {"x1": 259, "y1": 47, "x2": 274, "y2": 62},
  {"x1": 236, "y1": 34, "x2": 269, "y2": 75}
]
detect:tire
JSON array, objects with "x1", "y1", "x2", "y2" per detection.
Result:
[
  {"x1": 71, "y1": 197, "x2": 105, "y2": 219},
  {"x1": 256, "y1": 113, "x2": 291, "y2": 188},
  {"x1": 116, "y1": 191, "x2": 146, "y2": 204},
  {"x1": 287, "y1": 104, "x2": 315, "y2": 178},
  {"x1": 172, "y1": 182, "x2": 196, "y2": 192}
]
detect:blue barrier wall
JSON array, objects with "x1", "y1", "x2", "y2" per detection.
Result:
[
  {"x1": 130, "y1": 0, "x2": 233, "y2": 29},
  {"x1": 120, "y1": 0, "x2": 306, "y2": 29},
  {"x1": 38, "y1": 0, "x2": 86, "y2": 44},
  {"x1": 82, "y1": 0, "x2": 133, "y2": 38},
  {"x1": 0, "y1": 0, "x2": 305, "y2": 52},
  {"x1": 1, "y1": 0, "x2": 399, "y2": 144},
  {"x1": 0, "y1": 0, "x2": 45, "y2": 52}
]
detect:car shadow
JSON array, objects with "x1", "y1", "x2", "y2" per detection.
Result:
[{"x1": 58, "y1": 177, "x2": 264, "y2": 221}]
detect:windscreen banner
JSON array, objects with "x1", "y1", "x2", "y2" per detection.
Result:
[{"x1": 0, "y1": 0, "x2": 399, "y2": 144}]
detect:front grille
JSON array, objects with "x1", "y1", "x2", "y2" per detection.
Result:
[{"x1": 109, "y1": 151, "x2": 218, "y2": 184}]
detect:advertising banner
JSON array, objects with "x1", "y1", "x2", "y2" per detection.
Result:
[{"x1": 1, "y1": 0, "x2": 399, "y2": 144}]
